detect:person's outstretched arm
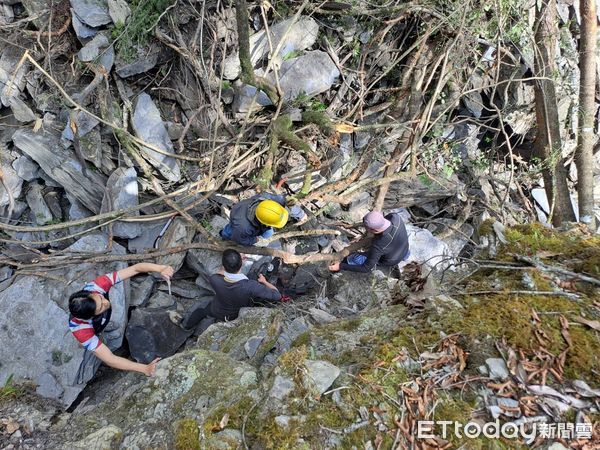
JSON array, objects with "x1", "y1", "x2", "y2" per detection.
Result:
[
  {"x1": 94, "y1": 345, "x2": 160, "y2": 376},
  {"x1": 249, "y1": 275, "x2": 282, "y2": 305},
  {"x1": 117, "y1": 263, "x2": 174, "y2": 281}
]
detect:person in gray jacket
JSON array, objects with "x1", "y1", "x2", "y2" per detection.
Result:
[
  {"x1": 329, "y1": 211, "x2": 410, "y2": 273},
  {"x1": 220, "y1": 193, "x2": 305, "y2": 246}
]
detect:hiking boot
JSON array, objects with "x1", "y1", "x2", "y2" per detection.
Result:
[{"x1": 168, "y1": 310, "x2": 184, "y2": 327}]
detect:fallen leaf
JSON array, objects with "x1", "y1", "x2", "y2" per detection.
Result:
[
  {"x1": 219, "y1": 413, "x2": 229, "y2": 430},
  {"x1": 559, "y1": 314, "x2": 572, "y2": 347},
  {"x1": 334, "y1": 123, "x2": 356, "y2": 133},
  {"x1": 5, "y1": 418, "x2": 19, "y2": 434},
  {"x1": 536, "y1": 250, "x2": 562, "y2": 258},
  {"x1": 573, "y1": 316, "x2": 600, "y2": 331}
]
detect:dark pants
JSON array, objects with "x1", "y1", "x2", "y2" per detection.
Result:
[{"x1": 181, "y1": 296, "x2": 215, "y2": 330}]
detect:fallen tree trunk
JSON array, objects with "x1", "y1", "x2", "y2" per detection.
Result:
[
  {"x1": 383, "y1": 178, "x2": 462, "y2": 209},
  {"x1": 1, "y1": 234, "x2": 372, "y2": 270}
]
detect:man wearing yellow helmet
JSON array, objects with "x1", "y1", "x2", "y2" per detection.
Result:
[{"x1": 220, "y1": 193, "x2": 303, "y2": 246}]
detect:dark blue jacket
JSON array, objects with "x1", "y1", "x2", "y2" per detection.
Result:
[{"x1": 230, "y1": 193, "x2": 286, "y2": 246}]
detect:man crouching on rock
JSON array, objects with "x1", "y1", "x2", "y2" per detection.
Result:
[
  {"x1": 169, "y1": 249, "x2": 289, "y2": 331},
  {"x1": 69, "y1": 263, "x2": 174, "y2": 376}
]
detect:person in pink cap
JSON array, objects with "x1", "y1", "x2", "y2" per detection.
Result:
[{"x1": 329, "y1": 211, "x2": 409, "y2": 273}]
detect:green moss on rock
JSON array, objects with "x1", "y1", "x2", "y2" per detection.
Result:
[{"x1": 174, "y1": 418, "x2": 200, "y2": 450}]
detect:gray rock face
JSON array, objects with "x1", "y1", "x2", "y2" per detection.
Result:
[
  {"x1": 12, "y1": 154, "x2": 40, "y2": 181},
  {"x1": 107, "y1": 0, "x2": 129, "y2": 24},
  {"x1": 70, "y1": 0, "x2": 111, "y2": 27},
  {"x1": 155, "y1": 218, "x2": 195, "y2": 273},
  {"x1": 486, "y1": 358, "x2": 509, "y2": 380},
  {"x1": 116, "y1": 49, "x2": 159, "y2": 78},
  {"x1": 309, "y1": 307, "x2": 337, "y2": 324},
  {"x1": 234, "y1": 51, "x2": 340, "y2": 113},
  {"x1": 270, "y1": 316, "x2": 310, "y2": 356},
  {"x1": 303, "y1": 359, "x2": 340, "y2": 395},
  {"x1": 0, "y1": 44, "x2": 30, "y2": 107},
  {"x1": 68, "y1": 425, "x2": 123, "y2": 450},
  {"x1": 132, "y1": 93, "x2": 181, "y2": 182},
  {"x1": 76, "y1": 33, "x2": 114, "y2": 71},
  {"x1": 26, "y1": 183, "x2": 53, "y2": 225},
  {"x1": 197, "y1": 308, "x2": 282, "y2": 365},
  {"x1": 157, "y1": 279, "x2": 201, "y2": 299},
  {"x1": 269, "y1": 374, "x2": 295, "y2": 400},
  {"x1": 442, "y1": 222, "x2": 474, "y2": 257},
  {"x1": 9, "y1": 97, "x2": 37, "y2": 123},
  {"x1": 186, "y1": 243, "x2": 223, "y2": 293},
  {"x1": 71, "y1": 9, "x2": 98, "y2": 39},
  {"x1": 13, "y1": 129, "x2": 107, "y2": 213},
  {"x1": 126, "y1": 308, "x2": 192, "y2": 364},
  {"x1": 403, "y1": 224, "x2": 453, "y2": 273},
  {"x1": 223, "y1": 16, "x2": 319, "y2": 80},
  {"x1": 51, "y1": 350, "x2": 258, "y2": 449},
  {"x1": 146, "y1": 290, "x2": 175, "y2": 309},
  {"x1": 130, "y1": 276, "x2": 155, "y2": 307},
  {"x1": 62, "y1": 110, "x2": 100, "y2": 140},
  {"x1": 0, "y1": 156, "x2": 23, "y2": 208},
  {"x1": 331, "y1": 269, "x2": 393, "y2": 309},
  {"x1": 100, "y1": 167, "x2": 141, "y2": 238},
  {"x1": 127, "y1": 219, "x2": 169, "y2": 253},
  {"x1": 78, "y1": 33, "x2": 107, "y2": 61},
  {"x1": 0, "y1": 233, "x2": 127, "y2": 406}
]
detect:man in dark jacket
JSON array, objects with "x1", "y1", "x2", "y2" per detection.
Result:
[
  {"x1": 170, "y1": 249, "x2": 287, "y2": 330},
  {"x1": 329, "y1": 211, "x2": 410, "y2": 273},
  {"x1": 220, "y1": 193, "x2": 305, "y2": 246}
]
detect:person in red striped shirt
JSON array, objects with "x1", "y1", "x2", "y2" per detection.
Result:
[{"x1": 69, "y1": 263, "x2": 174, "y2": 376}]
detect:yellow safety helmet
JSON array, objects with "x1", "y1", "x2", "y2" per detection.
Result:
[{"x1": 255, "y1": 200, "x2": 289, "y2": 228}]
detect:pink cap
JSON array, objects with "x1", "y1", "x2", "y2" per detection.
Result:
[{"x1": 363, "y1": 211, "x2": 391, "y2": 232}]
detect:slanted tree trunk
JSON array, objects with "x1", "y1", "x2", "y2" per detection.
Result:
[
  {"x1": 234, "y1": 0, "x2": 279, "y2": 103},
  {"x1": 533, "y1": 0, "x2": 576, "y2": 226},
  {"x1": 575, "y1": 0, "x2": 597, "y2": 227}
]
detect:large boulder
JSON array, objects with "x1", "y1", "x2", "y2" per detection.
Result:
[
  {"x1": 100, "y1": 167, "x2": 142, "y2": 239},
  {"x1": 69, "y1": 0, "x2": 111, "y2": 27},
  {"x1": 155, "y1": 217, "x2": 195, "y2": 273},
  {"x1": 52, "y1": 350, "x2": 258, "y2": 449},
  {"x1": 0, "y1": 234, "x2": 128, "y2": 406},
  {"x1": 12, "y1": 129, "x2": 107, "y2": 213},
  {"x1": 196, "y1": 307, "x2": 283, "y2": 366},
  {"x1": 233, "y1": 50, "x2": 340, "y2": 113},
  {"x1": 132, "y1": 93, "x2": 181, "y2": 182},
  {"x1": 186, "y1": 239, "x2": 222, "y2": 293},
  {"x1": 329, "y1": 269, "x2": 395, "y2": 310},
  {"x1": 0, "y1": 153, "x2": 23, "y2": 208},
  {"x1": 126, "y1": 308, "x2": 192, "y2": 363},
  {"x1": 404, "y1": 224, "x2": 454, "y2": 273},
  {"x1": 223, "y1": 16, "x2": 319, "y2": 80},
  {"x1": 0, "y1": 47, "x2": 30, "y2": 107}
]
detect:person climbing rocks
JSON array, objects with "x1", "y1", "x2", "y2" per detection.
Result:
[
  {"x1": 169, "y1": 249, "x2": 289, "y2": 330},
  {"x1": 329, "y1": 211, "x2": 410, "y2": 273},
  {"x1": 69, "y1": 263, "x2": 174, "y2": 376},
  {"x1": 220, "y1": 192, "x2": 305, "y2": 246}
]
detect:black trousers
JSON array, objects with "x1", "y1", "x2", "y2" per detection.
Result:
[{"x1": 181, "y1": 296, "x2": 215, "y2": 330}]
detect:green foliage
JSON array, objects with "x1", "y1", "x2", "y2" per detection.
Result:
[
  {"x1": 282, "y1": 50, "x2": 302, "y2": 61},
  {"x1": 113, "y1": 0, "x2": 176, "y2": 62},
  {"x1": 0, "y1": 375, "x2": 23, "y2": 402},
  {"x1": 292, "y1": 92, "x2": 326, "y2": 112},
  {"x1": 174, "y1": 418, "x2": 201, "y2": 450}
]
